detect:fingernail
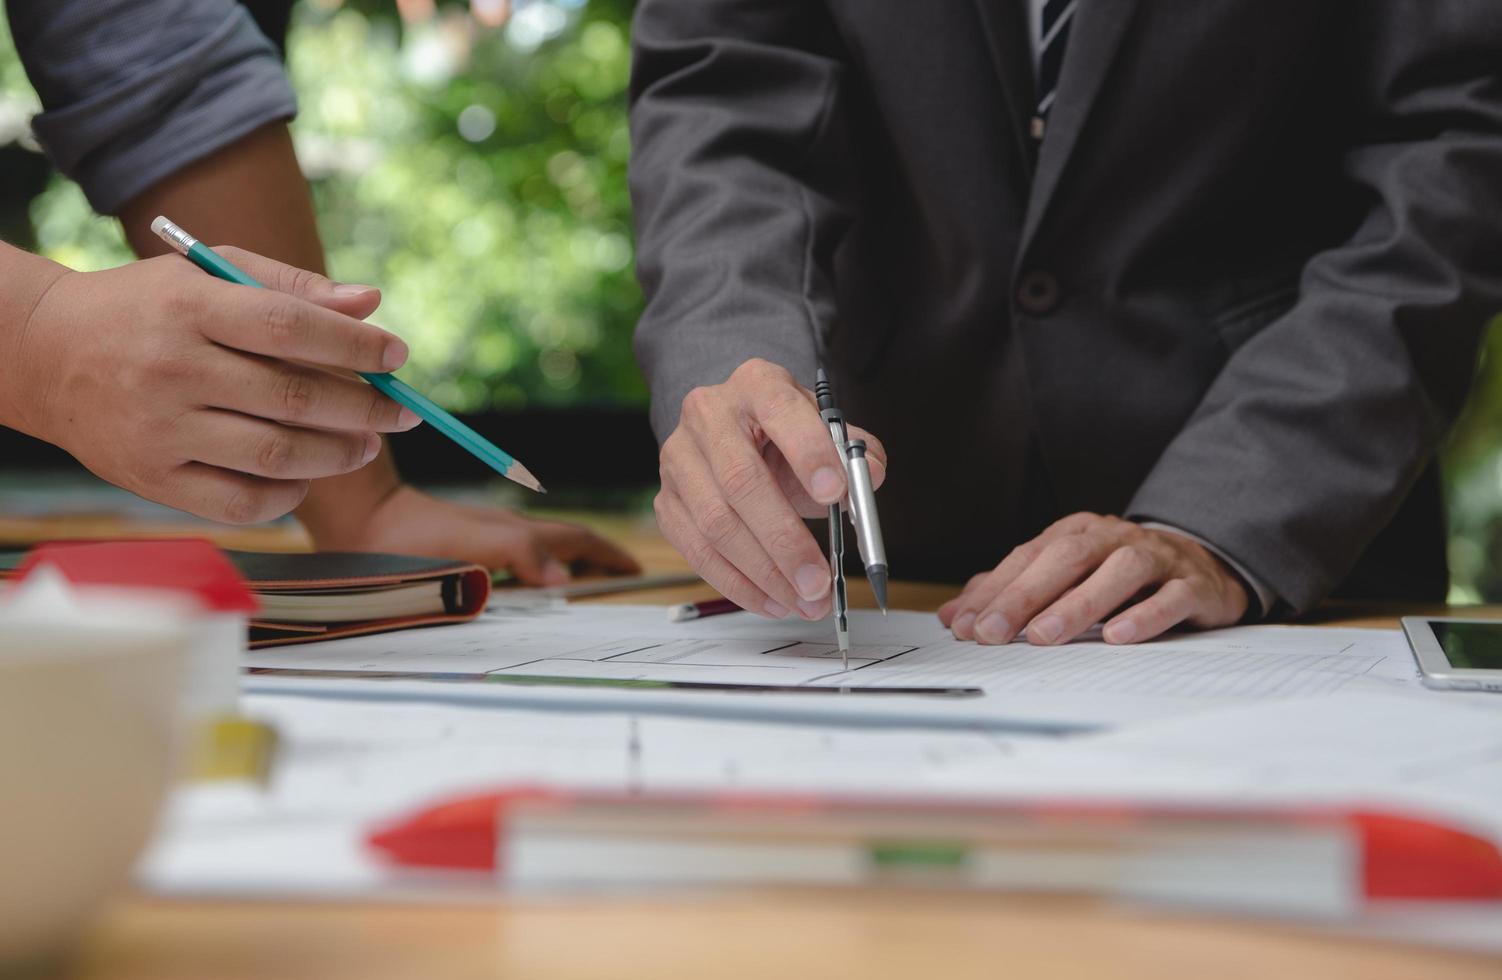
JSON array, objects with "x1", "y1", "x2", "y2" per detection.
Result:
[
  {"x1": 952, "y1": 611, "x2": 977, "y2": 639},
  {"x1": 764, "y1": 600, "x2": 790, "y2": 619},
  {"x1": 396, "y1": 407, "x2": 422, "y2": 429},
  {"x1": 1105, "y1": 620, "x2": 1137, "y2": 644},
  {"x1": 1030, "y1": 615, "x2": 1063, "y2": 645},
  {"x1": 975, "y1": 612, "x2": 1011, "y2": 645},
  {"x1": 797, "y1": 599, "x2": 826, "y2": 621},
  {"x1": 542, "y1": 559, "x2": 570, "y2": 586},
  {"x1": 811, "y1": 467, "x2": 843, "y2": 503},
  {"x1": 382, "y1": 339, "x2": 409, "y2": 371},
  {"x1": 794, "y1": 563, "x2": 830, "y2": 601},
  {"x1": 333, "y1": 283, "x2": 377, "y2": 298},
  {"x1": 361, "y1": 433, "x2": 382, "y2": 463}
]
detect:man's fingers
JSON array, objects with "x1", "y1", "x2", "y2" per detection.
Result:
[
  {"x1": 1104, "y1": 579, "x2": 1198, "y2": 644},
  {"x1": 744, "y1": 371, "x2": 849, "y2": 506},
  {"x1": 969, "y1": 532, "x2": 1115, "y2": 645},
  {"x1": 937, "y1": 597, "x2": 962, "y2": 627},
  {"x1": 653, "y1": 487, "x2": 786, "y2": 618},
  {"x1": 196, "y1": 276, "x2": 407, "y2": 374},
  {"x1": 159, "y1": 462, "x2": 309, "y2": 526},
  {"x1": 949, "y1": 516, "x2": 1127, "y2": 641},
  {"x1": 174, "y1": 409, "x2": 380, "y2": 480},
  {"x1": 1024, "y1": 545, "x2": 1161, "y2": 646},
  {"x1": 202, "y1": 352, "x2": 420, "y2": 433},
  {"x1": 210, "y1": 245, "x2": 382, "y2": 318},
  {"x1": 947, "y1": 546, "x2": 1043, "y2": 639},
  {"x1": 664, "y1": 438, "x2": 813, "y2": 616},
  {"x1": 681, "y1": 402, "x2": 833, "y2": 607}
]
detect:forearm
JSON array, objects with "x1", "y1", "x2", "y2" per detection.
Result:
[
  {"x1": 0, "y1": 243, "x2": 70, "y2": 439},
  {"x1": 1128, "y1": 1, "x2": 1502, "y2": 611},
  {"x1": 116, "y1": 121, "x2": 403, "y2": 537},
  {"x1": 630, "y1": 0, "x2": 853, "y2": 442}
]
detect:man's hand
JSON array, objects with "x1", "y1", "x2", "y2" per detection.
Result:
[
  {"x1": 655, "y1": 359, "x2": 887, "y2": 620},
  {"x1": 312, "y1": 485, "x2": 641, "y2": 586},
  {"x1": 9, "y1": 247, "x2": 419, "y2": 525},
  {"x1": 937, "y1": 514, "x2": 1249, "y2": 646}
]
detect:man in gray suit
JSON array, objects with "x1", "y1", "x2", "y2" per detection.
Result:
[{"x1": 628, "y1": 0, "x2": 1502, "y2": 645}]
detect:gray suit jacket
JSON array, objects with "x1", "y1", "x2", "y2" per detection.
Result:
[{"x1": 628, "y1": 0, "x2": 1502, "y2": 611}]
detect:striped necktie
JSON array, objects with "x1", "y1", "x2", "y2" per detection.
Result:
[{"x1": 1032, "y1": 0, "x2": 1077, "y2": 141}]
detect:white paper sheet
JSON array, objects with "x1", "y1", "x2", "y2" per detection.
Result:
[
  {"x1": 242, "y1": 606, "x2": 1422, "y2": 731},
  {"x1": 927, "y1": 689, "x2": 1502, "y2": 838}
]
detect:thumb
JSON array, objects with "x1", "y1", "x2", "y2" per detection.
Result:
[{"x1": 208, "y1": 245, "x2": 382, "y2": 319}]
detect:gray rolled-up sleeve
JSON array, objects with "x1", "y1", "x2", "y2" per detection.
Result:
[{"x1": 8, "y1": 0, "x2": 297, "y2": 215}]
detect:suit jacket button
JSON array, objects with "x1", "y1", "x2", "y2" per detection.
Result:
[{"x1": 1017, "y1": 271, "x2": 1062, "y2": 315}]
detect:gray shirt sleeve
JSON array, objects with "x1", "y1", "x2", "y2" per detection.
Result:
[{"x1": 7, "y1": 0, "x2": 298, "y2": 215}]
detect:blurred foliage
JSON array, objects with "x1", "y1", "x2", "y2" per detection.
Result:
[
  {"x1": 6, "y1": 0, "x2": 646, "y2": 411},
  {"x1": 5, "y1": 3, "x2": 1502, "y2": 602},
  {"x1": 1437, "y1": 316, "x2": 1502, "y2": 603}
]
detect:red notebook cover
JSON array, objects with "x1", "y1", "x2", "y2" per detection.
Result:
[{"x1": 2, "y1": 540, "x2": 491, "y2": 648}]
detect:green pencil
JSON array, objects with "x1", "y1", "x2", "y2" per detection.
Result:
[{"x1": 151, "y1": 216, "x2": 544, "y2": 494}]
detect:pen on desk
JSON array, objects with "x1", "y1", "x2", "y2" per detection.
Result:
[
  {"x1": 150, "y1": 216, "x2": 545, "y2": 494},
  {"x1": 667, "y1": 597, "x2": 742, "y2": 622}
]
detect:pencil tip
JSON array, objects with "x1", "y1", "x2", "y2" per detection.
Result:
[{"x1": 507, "y1": 461, "x2": 546, "y2": 494}]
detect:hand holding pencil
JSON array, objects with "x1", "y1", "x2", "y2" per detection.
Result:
[
  {"x1": 5, "y1": 238, "x2": 418, "y2": 525},
  {"x1": 153, "y1": 218, "x2": 544, "y2": 494}
]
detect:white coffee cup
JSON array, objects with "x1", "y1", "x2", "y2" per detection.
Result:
[{"x1": 0, "y1": 568, "x2": 191, "y2": 969}]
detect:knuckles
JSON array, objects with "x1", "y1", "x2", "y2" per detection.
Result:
[
  {"x1": 217, "y1": 482, "x2": 300, "y2": 525},
  {"x1": 694, "y1": 502, "x2": 741, "y2": 546},
  {"x1": 136, "y1": 339, "x2": 198, "y2": 389},
  {"x1": 680, "y1": 385, "x2": 715, "y2": 420},
  {"x1": 651, "y1": 489, "x2": 672, "y2": 528},
  {"x1": 731, "y1": 357, "x2": 790, "y2": 388},
  {"x1": 764, "y1": 522, "x2": 809, "y2": 560},
  {"x1": 276, "y1": 370, "x2": 317, "y2": 420},
  {"x1": 254, "y1": 431, "x2": 296, "y2": 476},
  {"x1": 1114, "y1": 543, "x2": 1159, "y2": 579},
  {"x1": 160, "y1": 280, "x2": 207, "y2": 325},
  {"x1": 1048, "y1": 533, "x2": 1094, "y2": 568},
  {"x1": 262, "y1": 298, "x2": 309, "y2": 354},
  {"x1": 716, "y1": 454, "x2": 763, "y2": 505}
]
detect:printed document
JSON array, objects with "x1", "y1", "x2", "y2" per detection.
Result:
[{"x1": 243, "y1": 605, "x2": 1422, "y2": 730}]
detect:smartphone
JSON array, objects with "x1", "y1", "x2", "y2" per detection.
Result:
[{"x1": 1400, "y1": 617, "x2": 1502, "y2": 692}]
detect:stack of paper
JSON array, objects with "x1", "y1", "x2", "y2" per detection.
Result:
[{"x1": 242, "y1": 606, "x2": 1422, "y2": 731}]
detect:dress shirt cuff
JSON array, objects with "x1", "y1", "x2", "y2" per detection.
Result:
[{"x1": 1136, "y1": 521, "x2": 1277, "y2": 619}]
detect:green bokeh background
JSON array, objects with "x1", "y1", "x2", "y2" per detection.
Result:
[{"x1": 4, "y1": 0, "x2": 1502, "y2": 602}]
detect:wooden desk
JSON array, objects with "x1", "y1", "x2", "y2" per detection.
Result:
[{"x1": 20, "y1": 514, "x2": 1497, "y2": 979}]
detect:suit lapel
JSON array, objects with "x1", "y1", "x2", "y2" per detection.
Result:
[
  {"x1": 1022, "y1": 0, "x2": 1141, "y2": 247},
  {"x1": 969, "y1": 0, "x2": 1039, "y2": 182}
]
